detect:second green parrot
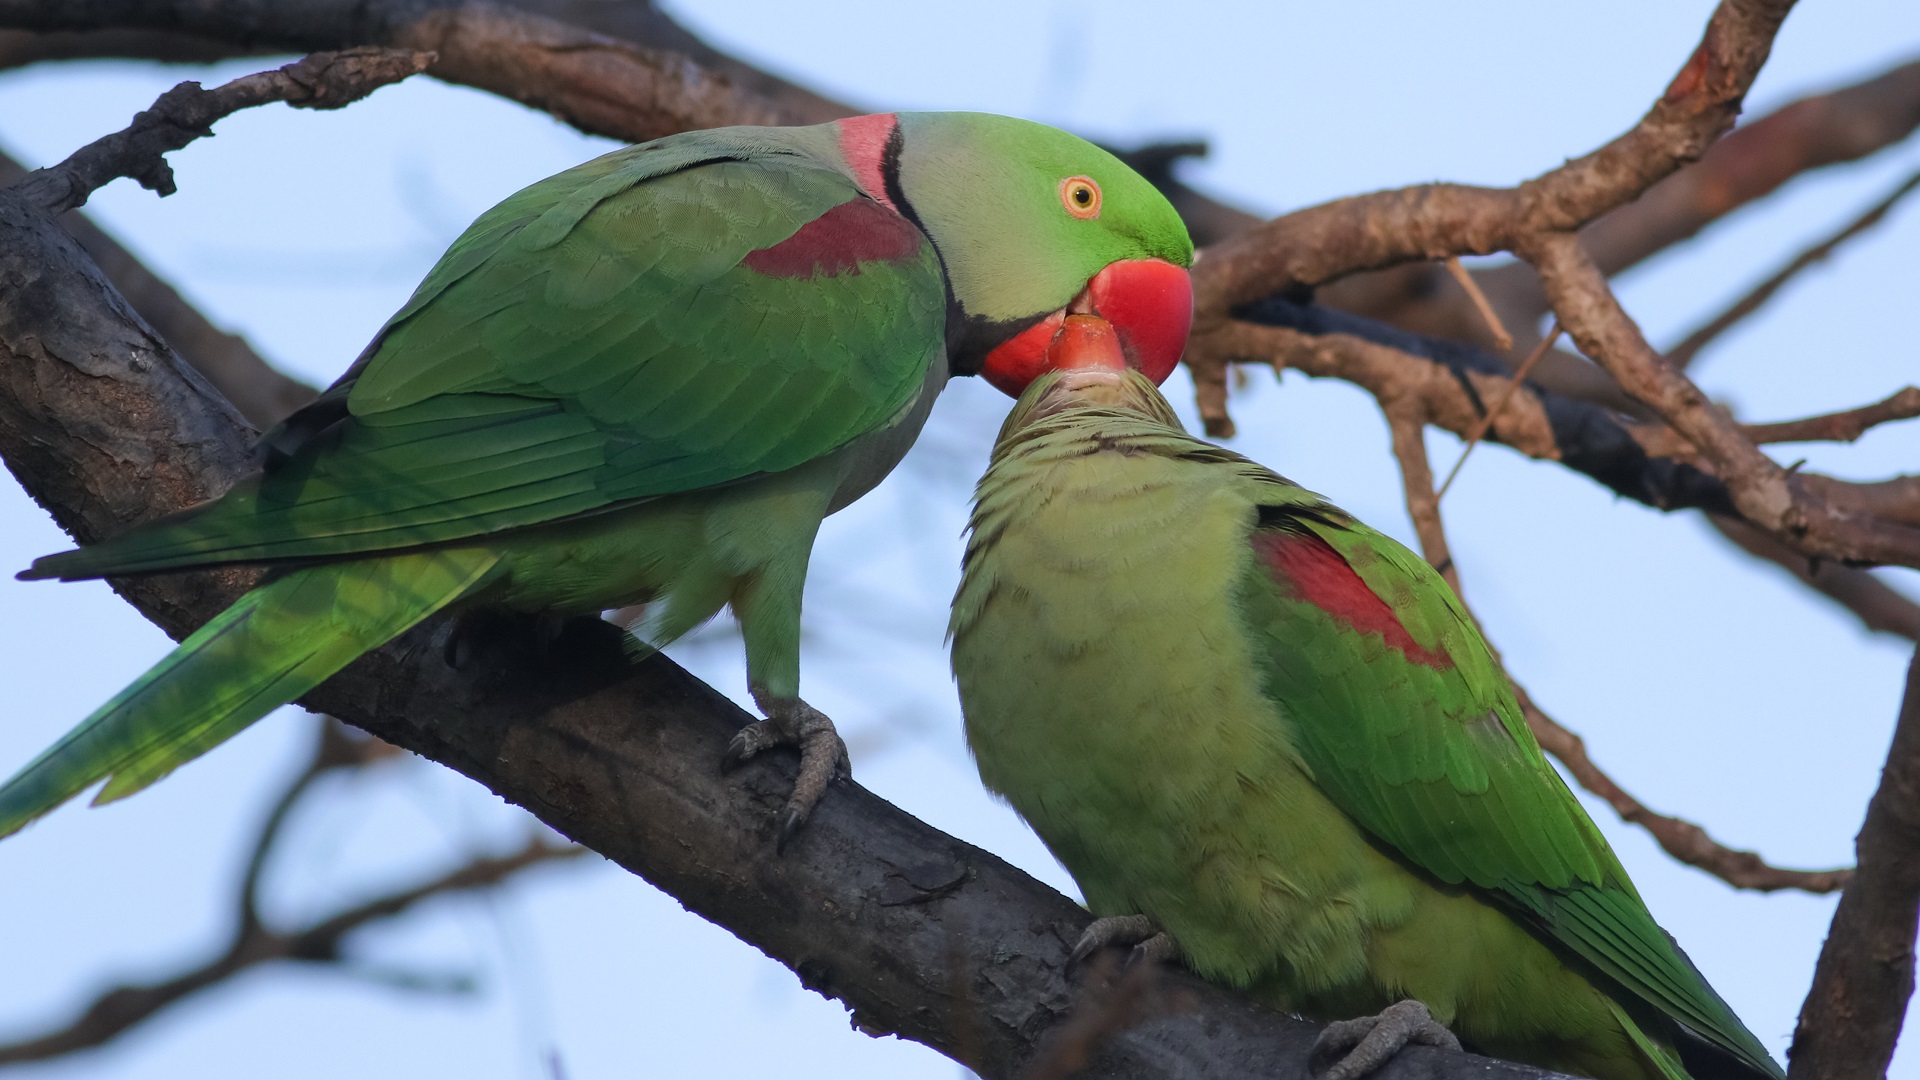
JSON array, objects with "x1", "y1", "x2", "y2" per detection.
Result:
[
  {"x1": 950, "y1": 327, "x2": 1782, "y2": 1080},
  {"x1": 2, "y1": 112, "x2": 1194, "y2": 845}
]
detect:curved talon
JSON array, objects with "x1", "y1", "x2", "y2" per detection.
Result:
[
  {"x1": 723, "y1": 720, "x2": 784, "y2": 774},
  {"x1": 1069, "y1": 913, "x2": 1163, "y2": 973},
  {"x1": 720, "y1": 695, "x2": 849, "y2": 853},
  {"x1": 1126, "y1": 932, "x2": 1180, "y2": 969},
  {"x1": 1310, "y1": 999, "x2": 1460, "y2": 1080},
  {"x1": 776, "y1": 808, "x2": 806, "y2": 854}
]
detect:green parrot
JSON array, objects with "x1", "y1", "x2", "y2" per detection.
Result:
[
  {"x1": 949, "y1": 327, "x2": 1782, "y2": 1080},
  {"x1": 2, "y1": 112, "x2": 1195, "y2": 846}
]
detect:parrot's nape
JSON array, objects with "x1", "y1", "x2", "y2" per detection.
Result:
[
  {"x1": 950, "y1": 327, "x2": 1783, "y2": 1080},
  {"x1": 1, "y1": 112, "x2": 1195, "y2": 850}
]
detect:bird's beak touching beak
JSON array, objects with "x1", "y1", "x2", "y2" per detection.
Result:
[{"x1": 979, "y1": 258, "x2": 1193, "y2": 396}]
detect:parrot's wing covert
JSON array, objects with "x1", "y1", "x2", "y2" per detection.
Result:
[
  {"x1": 28, "y1": 132, "x2": 946, "y2": 578},
  {"x1": 1236, "y1": 486, "x2": 1781, "y2": 1079}
]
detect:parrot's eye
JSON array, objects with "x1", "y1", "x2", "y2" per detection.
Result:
[{"x1": 1059, "y1": 176, "x2": 1102, "y2": 220}]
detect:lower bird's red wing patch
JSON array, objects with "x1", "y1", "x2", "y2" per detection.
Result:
[
  {"x1": 1252, "y1": 529, "x2": 1454, "y2": 671},
  {"x1": 742, "y1": 198, "x2": 924, "y2": 279}
]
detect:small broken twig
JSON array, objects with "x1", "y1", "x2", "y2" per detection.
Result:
[
  {"x1": 8, "y1": 47, "x2": 433, "y2": 216},
  {"x1": 1443, "y1": 257, "x2": 1514, "y2": 352},
  {"x1": 1668, "y1": 168, "x2": 1920, "y2": 371},
  {"x1": 1436, "y1": 323, "x2": 1563, "y2": 500},
  {"x1": 1519, "y1": 687, "x2": 1851, "y2": 894}
]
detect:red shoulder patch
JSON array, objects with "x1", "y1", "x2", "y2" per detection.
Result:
[
  {"x1": 742, "y1": 199, "x2": 924, "y2": 279},
  {"x1": 1252, "y1": 529, "x2": 1454, "y2": 671}
]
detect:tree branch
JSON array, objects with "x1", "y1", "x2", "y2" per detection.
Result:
[
  {"x1": 1223, "y1": 299, "x2": 1738, "y2": 514},
  {"x1": 1517, "y1": 687, "x2": 1851, "y2": 894},
  {"x1": 1526, "y1": 230, "x2": 1920, "y2": 568},
  {"x1": 1376, "y1": 408, "x2": 1844, "y2": 895},
  {"x1": 1189, "y1": 0, "x2": 1797, "y2": 320},
  {"x1": 13, "y1": 47, "x2": 432, "y2": 214},
  {"x1": 1310, "y1": 53, "x2": 1920, "y2": 411},
  {"x1": 1666, "y1": 168, "x2": 1920, "y2": 371},
  {"x1": 1788, "y1": 646, "x2": 1920, "y2": 1077},
  {"x1": 0, "y1": 148, "x2": 317, "y2": 427},
  {"x1": 1709, "y1": 515, "x2": 1920, "y2": 642},
  {"x1": 0, "y1": 0, "x2": 813, "y2": 141},
  {"x1": 0, "y1": 831, "x2": 584, "y2": 1063}
]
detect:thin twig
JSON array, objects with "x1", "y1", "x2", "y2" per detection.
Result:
[
  {"x1": 1788, "y1": 647, "x2": 1920, "y2": 1078},
  {"x1": 1710, "y1": 515, "x2": 1920, "y2": 642},
  {"x1": 1744, "y1": 387, "x2": 1920, "y2": 446},
  {"x1": 237, "y1": 720, "x2": 402, "y2": 933},
  {"x1": 1381, "y1": 409, "x2": 1834, "y2": 893},
  {"x1": 0, "y1": 822, "x2": 583, "y2": 1062},
  {"x1": 1443, "y1": 257, "x2": 1514, "y2": 352},
  {"x1": 1518, "y1": 687, "x2": 1851, "y2": 894},
  {"x1": 1668, "y1": 168, "x2": 1920, "y2": 370},
  {"x1": 1386, "y1": 406, "x2": 1463, "y2": 597},
  {"x1": 1528, "y1": 230, "x2": 1920, "y2": 568},
  {"x1": 8, "y1": 47, "x2": 433, "y2": 215},
  {"x1": 1436, "y1": 323, "x2": 1563, "y2": 500}
]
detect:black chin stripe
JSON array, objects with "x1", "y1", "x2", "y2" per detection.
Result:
[
  {"x1": 948, "y1": 309, "x2": 1054, "y2": 379},
  {"x1": 880, "y1": 123, "x2": 921, "y2": 230}
]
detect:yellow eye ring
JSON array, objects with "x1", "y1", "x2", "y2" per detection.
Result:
[{"x1": 1059, "y1": 176, "x2": 1102, "y2": 219}]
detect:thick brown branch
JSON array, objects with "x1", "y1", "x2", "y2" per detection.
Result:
[
  {"x1": 1667, "y1": 169, "x2": 1920, "y2": 370},
  {"x1": 12, "y1": 47, "x2": 431, "y2": 214},
  {"x1": 0, "y1": 148, "x2": 317, "y2": 428},
  {"x1": 1517, "y1": 687, "x2": 1851, "y2": 894},
  {"x1": 1710, "y1": 515, "x2": 1920, "y2": 642},
  {"x1": 1527, "y1": 230, "x2": 1920, "y2": 568},
  {"x1": 0, "y1": 179, "x2": 1566, "y2": 1080},
  {"x1": 0, "y1": 835, "x2": 584, "y2": 1063},
  {"x1": 1191, "y1": 0, "x2": 1796, "y2": 318},
  {"x1": 1319, "y1": 53, "x2": 1920, "y2": 401},
  {"x1": 0, "y1": 1, "x2": 815, "y2": 143},
  {"x1": 1788, "y1": 648, "x2": 1920, "y2": 1077},
  {"x1": 1631, "y1": 387, "x2": 1920, "y2": 461}
]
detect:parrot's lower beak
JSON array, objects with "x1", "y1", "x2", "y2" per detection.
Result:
[
  {"x1": 980, "y1": 258, "x2": 1193, "y2": 396},
  {"x1": 1017, "y1": 316, "x2": 1140, "y2": 418}
]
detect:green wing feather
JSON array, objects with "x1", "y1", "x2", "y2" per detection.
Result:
[
  {"x1": 1235, "y1": 480, "x2": 1781, "y2": 1079},
  {"x1": 27, "y1": 128, "x2": 945, "y2": 580}
]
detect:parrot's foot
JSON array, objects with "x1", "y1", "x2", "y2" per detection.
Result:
[
  {"x1": 721, "y1": 690, "x2": 849, "y2": 853},
  {"x1": 1309, "y1": 999, "x2": 1461, "y2": 1080},
  {"x1": 1068, "y1": 914, "x2": 1182, "y2": 973}
]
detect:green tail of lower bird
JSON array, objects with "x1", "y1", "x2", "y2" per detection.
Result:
[{"x1": 0, "y1": 547, "x2": 501, "y2": 839}]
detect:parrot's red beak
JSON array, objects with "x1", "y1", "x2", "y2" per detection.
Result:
[{"x1": 980, "y1": 258, "x2": 1193, "y2": 396}]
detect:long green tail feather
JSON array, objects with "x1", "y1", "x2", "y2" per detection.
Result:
[{"x1": 0, "y1": 548, "x2": 501, "y2": 838}]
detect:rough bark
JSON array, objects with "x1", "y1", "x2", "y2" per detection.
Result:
[{"x1": 1788, "y1": 648, "x2": 1920, "y2": 1079}]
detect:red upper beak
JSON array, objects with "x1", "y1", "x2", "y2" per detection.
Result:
[{"x1": 979, "y1": 258, "x2": 1193, "y2": 397}]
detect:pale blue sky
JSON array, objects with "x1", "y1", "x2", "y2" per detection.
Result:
[{"x1": 0, "y1": 2, "x2": 1918, "y2": 1077}]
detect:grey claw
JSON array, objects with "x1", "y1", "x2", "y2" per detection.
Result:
[
  {"x1": 1068, "y1": 914, "x2": 1163, "y2": 974},
  {"x1": 1126, "y1": 933, "x2": 1180, "y2": 970},
  {"x1": 775, "y1": 808, "x2": 805, "y2": 855},
  {"x1": 720, "y1": 734, "x2": 749, "y2": 774},
  {"x1": 1310, "y1": 999, "x2": 1460, "y2": 1080}
]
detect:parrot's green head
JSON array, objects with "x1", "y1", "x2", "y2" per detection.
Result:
[{"x1": 833, "y1": 112, "x2": 1194, "y2": 396}]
